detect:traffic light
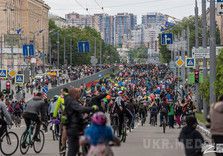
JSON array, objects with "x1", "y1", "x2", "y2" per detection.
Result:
[{"x1": 194, "y1": 70, "x2": 199, "y2": 83}]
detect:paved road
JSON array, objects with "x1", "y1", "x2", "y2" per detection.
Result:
[{"x1": 4, "y1": 117, "x2": 215, "y2": 156}]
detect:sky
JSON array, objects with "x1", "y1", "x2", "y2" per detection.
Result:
[{"x1": 44, "y1": 0, "x2": 203, "y2": 23}]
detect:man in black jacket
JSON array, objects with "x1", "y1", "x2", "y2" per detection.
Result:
[
  {"x1": 65, "y1": 88, "x2": 93, "y2": 156},
  {"x1": 179, "y1": 116, "x2": 204, "y2": 156}
]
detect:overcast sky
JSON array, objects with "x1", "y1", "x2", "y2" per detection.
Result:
[{"x1": 45, "y1": 0, "x2": 203, "y2": 23}]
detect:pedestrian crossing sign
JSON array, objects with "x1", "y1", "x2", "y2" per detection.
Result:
[
  {"x1": 186, "y1": 58, "x2": 196, "y2": 68},
  {"x1": 0, "y1": 69, "x2": 7, "y2": 78},
  {"x1": 15, "y1": 74, "x2": 24, "y2": 84}
]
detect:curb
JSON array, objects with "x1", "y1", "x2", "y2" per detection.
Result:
[{"x1": 197, "y1": 124, "x2": 211, "y2": 139}]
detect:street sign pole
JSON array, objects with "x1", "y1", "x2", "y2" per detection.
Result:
[
  {"x1": 70, "y1": 38, "x2": 72, "y2": 65},
  {"x1": 202, "y1": 0, "x2": 208, "y2": 118},
  {"x1": 195, "y1": 0, "x2": 201, "y2": 111},
  {"x1": 94, "y1": 38, "x2": 97, "y2": 73},
  {"x1": 64, "y1": 37, "x2": 66, "y2": 65}
]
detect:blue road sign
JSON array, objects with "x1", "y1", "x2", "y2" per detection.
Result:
[
  {"x1": 0, "y1": 69, "x2": 7, "y2": 78},
  {"x1": 23, "y1": 44, "x2": 35, "y2": 57},
  {"x1": 217, "y1": 0, "x2": 223, "y2": 2},
  {"x1": 42, "y1": 85, "x2": 48, "y2": 94},
  {"x1": 15, "y1": 74, "x2": 24, "y2": 83},
  {"x1": 161, "y1": 33, "x2": 173, "y2": 45},
  {"x1": 186, "y1": 58, "x2": 196, "y2": 68},
  {"x1": 78, "y1": 41, "x2": 90, "y2": 53}
]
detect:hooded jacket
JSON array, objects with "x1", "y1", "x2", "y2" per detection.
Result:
[
  {"x1": 24, "y1": 96, "x2": 47, "y2": 121},
  {"x1": 210, "y1": 101, "x2": 223, "y2": 135},
  {"x1": 179, "y1": 126, "x2": 204, "y2": 156},
  {"x1": 65, "y1": 95, "x2": 92, "y2": 132}
]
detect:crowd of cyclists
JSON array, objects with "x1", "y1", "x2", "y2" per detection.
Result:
[{"x1": 0, "y1": 63, "x2": 221, "y2": 156}]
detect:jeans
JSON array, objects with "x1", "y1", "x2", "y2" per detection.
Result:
[
  {"x1": 168, "y1": 115, "x2": 174, "y2": 128},
  {"x1": 23, "y1": 112, "x2": 41, "y2": 138},
  {"x1": 67, "y1": 128, "x2": 79, "y2": 156}
]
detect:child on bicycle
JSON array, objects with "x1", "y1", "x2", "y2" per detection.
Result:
[{"x1": 80, "y1": 112, "x2": 120, "y2": 156}]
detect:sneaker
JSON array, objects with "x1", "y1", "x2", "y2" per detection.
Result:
[
  {"x1": 21, "y1": 142, "x2": 27, "y2": 149},
  {"x1": 33, "y1": 136, "x2": 40, "y2": 142}
]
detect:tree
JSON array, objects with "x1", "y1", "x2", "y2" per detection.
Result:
[
  {"x1": 199, "y1": 49, "x2": 223, "y2": 101},
  {"x1": 159, "y1": 15, "x2": 221, "y2": 64},
  {"x1": 49, "y1": 20, "x2": 120, "y2": 66}
]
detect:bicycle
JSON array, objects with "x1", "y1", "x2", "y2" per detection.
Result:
[
  {"x1": 162, "y1": 116, "x2": 167, "y2": 133},
  {"x1": 19, "y1": 121, "x2": 45, "y2": 155},
  {"x1": 49, "y1": 118, "x2": 60, "y2": 141},
  {"x1": 150, "y1": 116, "x2": 156, "y2": 127},
  {"x1": 110, "y1": 113, "x2": 120, "y2": 137},
  {"x1": 121, "y1": 116, "x2": 128, "y2": 143},
  {"x1": 0, "y1": 125, "x2": 19, "y2": 156}
]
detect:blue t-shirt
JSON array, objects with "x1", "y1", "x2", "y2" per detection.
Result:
[{"x1": 84, "y1": 124, "x2": 114, "y2": 146}]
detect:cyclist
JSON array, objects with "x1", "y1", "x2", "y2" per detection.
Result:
[
  {"x1": 149, "y1": 102, "x2": 158, "y2": 125},
  {"x1": 0, "y1": 91, "x2": 13, "y2": 139},
  {"x1": 53, "y1": 88, "x2": 69, "y2": 153},
  {"x1": 22, "y1": 92, "x2": 48, "y2": 143},
  {"x1": 159, "y1": 100, "x2": 168, "y2": 127},
  {"x1": 80, "y1": 112, "x2": 120, "y2": 156},
  {"x1": 114, "y1": 91, "x2": 125, "y2": 137}
]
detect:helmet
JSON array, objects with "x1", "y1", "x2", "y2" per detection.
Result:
[
  {"x1": 118, "y1": 91, "x2": 123, "y2": 95},
  {"x1": 91, "y1": 112, "x2": 107, "y2": 125},
  {"x1": 54, "y1": 95, "x2": 59, "y2": 100}
]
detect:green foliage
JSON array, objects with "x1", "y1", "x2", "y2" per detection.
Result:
[
  {"x1": 199, "y1": 49, "x2": 223, "y2": 102},
  {"x1": 158, "y1": 38, "x2": 171, "y2": 63},
  {"x1": 215, "y1": 49, "x2": 223, "y2": 99},
  {"x1": 49, "y1": 20, "x2": 120, "y2": 65},
  {"x1": 128, "y1": 46, "x2": 148, "y2": 63},
  {"x1": 159, "y1": 15, "x2": 221, "y2": 64},
  {"x1": 199, "y1": 78, "x2": 210, "y2": 102}
]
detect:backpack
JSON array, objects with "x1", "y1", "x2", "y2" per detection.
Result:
[{"x1": 14, "y1": 102, "x2": 21, "y2": 111}]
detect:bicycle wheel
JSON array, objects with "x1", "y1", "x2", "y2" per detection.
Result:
[
  {"x1": 19, "y1": 132, "x2": 29, "y2": 155},
  {"x1": 52, "y1": 124, "x2": 57, "y2": 141},
  {"x1": 112, "y1": 117, "x2": 119, "y2": 137},
  {"x1": 33, "y1": 130, "x2": 45, "y2": 153},
  {"x1": 0, "y1": 131, "x2": 19, "y2": 156},
  {"x1": 121, "y1": 121, "x2": 127, "y2": 143},
  {"x1": 59, "y1": 134, "x2": 66, "y2": 156}
]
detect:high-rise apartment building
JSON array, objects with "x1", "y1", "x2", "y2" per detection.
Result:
[
  {"x1": 65, "y1": 12, "x2": 93, "y2": 27},
  {"x1": 115, "y1": 13, "x2": 137, "y2": 47},
  {"x1": 142, "y1": 12, "x2": 167, "y2": 26}
]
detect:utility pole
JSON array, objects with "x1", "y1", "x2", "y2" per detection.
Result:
[
  {"x1": 187, "y1": 26, "x2": 190, "y2": 76},
  {"x1": 64, "y1": 37, "x2": 66, "y2": 65},
  {"x1": 42, "y1": 35, "x2": 45, "y2": 72},
  {"x1": 94, "y1": 37, "x2": 97, "y2": 73},
  {"x1": 49, "y1": 37, "x2": 52, "y2": 66},
  {"x1": 209, "y1": 0, "x2": 216, "y2": 104},
  {"x1": 0, "y1": 35, "x2": 2, "y2": 68},
  {"x1": 181, "y1": 30, "x2": 186, "y2": 84},
  {"x1": 57, "y1": 32, "x2": 60, "y2": 68},
  {"x1": 70, "y1": 38, "x2": 72, "y2": 66},
  {"x1": 202, "y1": 0, "x2": 208, "y2": 118},
  {"x1": 195, "y1": 0, "x2": 200, "y2": 110},
  {"x1": 100, "y1": 40, "x2": 102, "y2": 65}
]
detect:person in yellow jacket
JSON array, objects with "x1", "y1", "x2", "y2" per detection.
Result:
[{"x1": 53, "y1": 88, "x2": 69, "y2": 154}]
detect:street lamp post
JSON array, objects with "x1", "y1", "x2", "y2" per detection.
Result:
[
  {"x1": 202, "y1": 0, "x2": 208, "y2": 118},
  {"x1": 209, "y1": 0, "x2": 216, "y2": 104}
]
